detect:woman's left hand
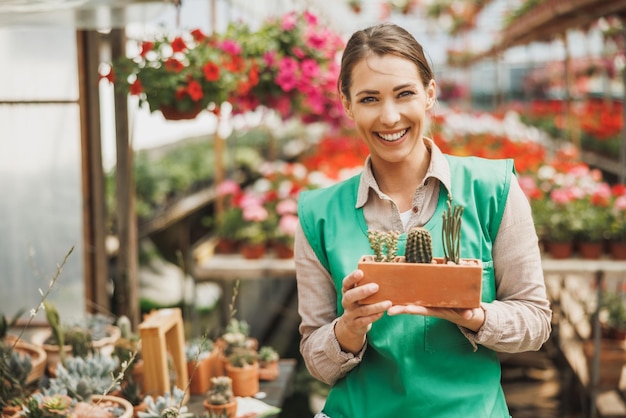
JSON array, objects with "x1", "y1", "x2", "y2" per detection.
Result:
[{"x1": 387, "y1": 305, "x2": 486, "y2": 332}]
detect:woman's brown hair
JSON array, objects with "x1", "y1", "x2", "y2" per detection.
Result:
[{"x1": 338, "y1": 23, "x2": 434, "y2": 100}]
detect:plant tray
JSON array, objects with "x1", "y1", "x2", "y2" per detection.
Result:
[{"x1": 357, "y1": 256, "x2": 483, "y2": 308}]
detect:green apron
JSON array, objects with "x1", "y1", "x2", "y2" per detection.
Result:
[{"x1": 298, "y1": 155, "x2": 514, "y2": 418}]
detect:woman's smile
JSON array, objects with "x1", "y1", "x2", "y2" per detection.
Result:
[{"x1": 376, "y1": 128, "x2": 409, "y2": 142}]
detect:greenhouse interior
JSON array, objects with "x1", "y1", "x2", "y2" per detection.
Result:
[{"x1": 1, "y1": 0, "x2": 626, "y2": 417}]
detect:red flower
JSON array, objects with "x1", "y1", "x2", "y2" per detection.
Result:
[
  {"x1": 190, "y1": 29, "x2": 206, "y2": 42},
  {"x1": 165, "y1": 58, "x2": 184, "y2": 73},
  {"x1": 171, "y1": 36, "x2": 187, "y2": 53},
  {"x1": 140, "y1": 41, "x2": 154, "y2": 57},
  {"x1": 186, "y1": 80, "x2": 204, "y2": 101},
  {"x1": 224, "y1": 55, "x2": 245, "y2": 73},
  {"x1": 129, "y1": 79, "x2": 143, "y2": 95},
  {"x1": 101, "y1": 66, "x2": 114, "y2": 83},
  {"x1": 203, "y1": 62, "x2": 220, "y2": 81}
]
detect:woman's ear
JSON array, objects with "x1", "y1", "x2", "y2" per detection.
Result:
[
  {"x1": 426, "y1": 80, "x2": 437, "y2": 110},
  {"x1": 341, "y1": 94, "x2": 354, "y2": 119}
]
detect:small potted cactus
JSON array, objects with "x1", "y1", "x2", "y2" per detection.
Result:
[
  {"x1": 257, "y1": 345, "x2": 280, "y2": 381},
  {"x1": 203, "y1": 376, "x2": 238, "y2": 418},
  {"x1": 225, "y1": 347, "x2": 259, "y2": 397},
  {"x1": 358, "y1": 199, "x2": 482, "y2": 308}
]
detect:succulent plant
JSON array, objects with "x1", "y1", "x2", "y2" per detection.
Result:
[
  {"x1": 44, "y1": 355, "x2": 120, "y2": 402},
  {"x1": 227, "y1": 347, "x2": 257, "y2": 368},
  {"x1": 206, "y1": 376, "x2": 234, "y2": 406},
  {"x1": 405, "y1": 227, "x2": 433, "y2": 264},
  {"x1": 258, "y1": 346, "x2": 279, "y2": 366},
  {"x1": 367, "y1": 230, "x2": 401, "y2": 262},
  {"x1": 137, "y1": 386, "x2": 193, "y2": 418},
  {"x1": 0, "y1": 342, "x2": 34, "y2": 409}
]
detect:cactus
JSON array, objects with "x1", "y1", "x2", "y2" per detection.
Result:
[
  {"x1": 367, "y1": 230, "x2": 401, "y2": 262},
  {"x1": 207, "y1": 376, "x2": 234, "y2": 405},
  {"x1": 442, "y1": 197, "x2": 464, "y2": 264},
  {"x1": 405, "y1": 227, "x2": 433, "y2": 263}
]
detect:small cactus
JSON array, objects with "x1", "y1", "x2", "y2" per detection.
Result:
[
  {"x1": 442, "y1": 197, "x2": 464, "y2": 264},
  {"x1": 405, "y1": 227, "x2": 433, "y2": 263},
  {"x1": 207, "y1": 376, "x2": 234, "y2": 405},
  {"x1": 367, "y1": 230, "x2": 401, "y2": 262}
]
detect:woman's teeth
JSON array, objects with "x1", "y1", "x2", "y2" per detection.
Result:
[{"x1": 377, "y1": 129, "x2": 407, "y2": 142}]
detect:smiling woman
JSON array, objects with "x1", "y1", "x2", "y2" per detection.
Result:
[{"x1": 295, "y1": 22, "x2": 551, "y2": 418}]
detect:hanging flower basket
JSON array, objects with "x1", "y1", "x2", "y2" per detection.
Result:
[{"x1": 159, "y1": 105, "x2": 203, "y2": 121}]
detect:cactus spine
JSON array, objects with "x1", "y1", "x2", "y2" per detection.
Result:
[{"x1": 405, "y1": 227, "x2": 433, "y2": 263}]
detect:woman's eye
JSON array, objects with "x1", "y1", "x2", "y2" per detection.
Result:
[
  {"x1": 359, "y1": 96, "x2": 377, "y2": 104},
  {"x1": 398, "y1": 90, "x2": 415, "y2": 98}
]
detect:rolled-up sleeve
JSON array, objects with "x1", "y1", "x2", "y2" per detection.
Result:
[{"x1": 294, "y1": 223, "x2": 365, "y2": 385}]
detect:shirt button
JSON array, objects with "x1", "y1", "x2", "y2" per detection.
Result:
[{"x1": 412, "y1": 206, "x2": 419, "y2": 213}]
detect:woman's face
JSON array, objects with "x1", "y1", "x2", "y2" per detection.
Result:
[{"x1": 343, "y1": 54, "x2": 435, "y2": 165}]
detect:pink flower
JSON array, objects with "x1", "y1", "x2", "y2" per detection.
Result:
[
  {"x1": 276, "y1": 199, "x2": 298, "y2": 215},
  {"x1": 239, "y1": 193, "x2": 264, "y2": 209},
  {"x1": 278, "y1": 214, "x2": 299, "y2": 236},
  {"x1": 302, "y1": 10, "x2": 318, "y2": 26},
  {"x1": 243, "y1": 204, "x2": 268, "y2": 222},
  {"x1": 281, "y1": 12, "x2": 298, "y2": 30},
  {"x1": 550, "y1": 188, "x2": 575, "y2": 205},
  {"x1": 292, "y1": 46, "x2": 306, "y2": 59},
  {"x1": 263, "y1": 51, "x2": 277, "y2": 67},
  {"x1": 219, "y1": 39, "x2": 242, "y2": 55},
  {"x1": 300, "y1": 59, "x2": 320, "y2": 79},
  {"x1": 616, "y1": 195, "x2": 626, "y2": 211},
  {"x1": 217, "y1": 180, "x2": 240, "y2": 196}
]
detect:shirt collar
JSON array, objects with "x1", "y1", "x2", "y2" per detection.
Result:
[{"x1": 355, "y1": 137, "x2": 451, "y2": 208}]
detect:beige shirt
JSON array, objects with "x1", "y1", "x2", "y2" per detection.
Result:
[{"x1": 295, "y1": 138, "x2": 552, "y2": 385}]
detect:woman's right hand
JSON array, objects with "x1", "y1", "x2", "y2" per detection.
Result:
[{"x1": 335, "y1": 269, "x2": 392, "y2": 354}]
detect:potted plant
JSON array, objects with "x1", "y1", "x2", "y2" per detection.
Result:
[
  {"x1": 225, "y1": 347, "x2": 259, "y2": 398},
  {"x1": 1, "y1": 310, "x2": 46, "y2": 386},
  {"x1": 202, "y1": 376, "x2": 238, "y2": 417},
  {"x1": 136, "y1": 387, "x2": 193, "y2": 418},
  {"x1": 583, "y1": 289, "x2": 626, "y2": 389},
  {"x1": 20, "y1": 355, "x2": 134, "y2": 418},
  {"x1": 608, "y1": 189, "x2": 626, "y2": 260},
  {"x1": 358, "y1": 199, "x2": 482, "y2": 308},
  {"x1": 185, "y1": 337, "x2": 218, "y2": 395},
  {"x1": 257, "y1": 346, "x2": 280, "y2": 381},
  {"x1": 35, "y1": 304, "x2": 121, "y2": 375},
  {"x1": 105, "y1": 28, "x2": 258, "y2": 120}
]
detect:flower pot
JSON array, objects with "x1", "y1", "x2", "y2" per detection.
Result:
[
  {"x1": 583, "y1": 339, "x2": 626, "y2": 390},
  {"x1": 159, "y1": 105, "x2": 202, "y2": 121},
  {"x1": 187, "y1": 349, "x2": 219, "y2": 395},
  {"x1": 7, "y1": 336, "x2": 47, "y2": 384},
  {"x1": 578, "y1": 241, "x2": 604, "y2": 260},
  {"x1": 215, "y1": 238, "x2": 239, "y2": 254},
  {"x1": 71, "y1": 395, "x2": 134, "y2": 418},
  {"x1": 357, "y1": 256, "x2": 483, "y2": 308},
  {"x1": 240, "y1": 243, "x2": 267, "y2": 259},
  {"x1": 545, "y1": 241, "x2": 574, "y2": 259},
  {"x1": 272, "y1": 242, "x2": 294, "y2": 259},
  {"x1": 258, "y1": 360, "x2": 280, "y2": 381},
  {"x1": 202, "y1": 399, "x2": 238, "y2": 418},
  {"x1": 610, "y1": 241, "x2": 626, "y2": 260},
  {"x1": 225, "y1": 361, "x2": 259, "y2": 397}
]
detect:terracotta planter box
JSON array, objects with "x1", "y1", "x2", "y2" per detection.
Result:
[{"x1": 357, "y1": 256, "x2": 482, "y2": 309}]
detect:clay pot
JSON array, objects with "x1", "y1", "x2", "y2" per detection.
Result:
[
  {"x1": 583, "y1": 339, "x2": 626, "y2": 390},
  {"x1": 225, "y1": 361, "x2": 259, "y2": 397},
  {"x1": 258, "y1": 360, "x2": 280, "y2": 381},
  {"x1": 272, "y1": 242, "x2": 294, "y2": 259},
  {"x1": 578, "y1": 241, "x2": 604, "y2": 259},
  {"x1": 545, "y1": 241, "x2": 574, "y2": 259},
  {"x1": 202, "y1": 399, "x2": 238, "y2": 418},
  {"x1": 240, "y1": 243, "x2": 267, "y2": 259},
  {"x1": 187, "y1": 349, "x2": 219, "y2": 395},
  {"x1": 357, "y1": 256, "x2": 482, "y2": 308},
  {"x1": 4, "y1": 335, "x2": 47, "y2": 384},
  {"x1": 610, "y1": 240, "x2": 626, "y2": 260}
]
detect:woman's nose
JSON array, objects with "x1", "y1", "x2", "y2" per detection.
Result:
[{"x1": 379, "y1": 101, "x2": 400, "y2": 126}]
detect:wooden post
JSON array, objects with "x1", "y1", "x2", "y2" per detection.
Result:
[{"x1": 138, "y1": 308, "x2": 189, "y2": 400}]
